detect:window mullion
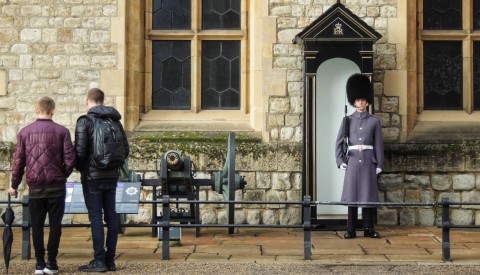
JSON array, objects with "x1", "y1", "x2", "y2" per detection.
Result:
[
  {"x1": 464, "y1": 0, "x2": 473, "y2": 113},
  {"x1": 191, "y1": 0, "x2": 200, "y2": 113},
  {"x1": 464, "y1": 40, "x2": 473, "y2": 113},
  {"x1": 192, "y1": 39, "x2": 200, "y2": 113}
]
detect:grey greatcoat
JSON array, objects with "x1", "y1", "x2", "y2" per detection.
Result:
[{"x1": 335, "y1": 111, "x2": 384, "y2": 203}]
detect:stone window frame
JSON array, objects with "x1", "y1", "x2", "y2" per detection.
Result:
[
  {"x1": 142, "y1": 0, "x2": 250, "y2": 125},
  {"x1": 407, "y1": 0, "x2": 480, "y2": 131}
]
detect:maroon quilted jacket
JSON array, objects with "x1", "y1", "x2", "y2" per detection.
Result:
[{"x1": 11, "y1": 118, "x2": 75, "y2": 190}]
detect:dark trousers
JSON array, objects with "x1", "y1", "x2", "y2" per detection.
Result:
[
  {"x1": 29, "y1": 196, "x2": 65, "y2": 263},
  {"x1": 346, "y1": 207, "x2": 376, "y2": 231},
  {"x1": 82, "y1": 181, "x2": 118, "y2": 263}
]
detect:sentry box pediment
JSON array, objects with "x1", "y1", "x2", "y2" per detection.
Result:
[{"x1": 294, "y1": 2, "x2": 381, "y2": 46}]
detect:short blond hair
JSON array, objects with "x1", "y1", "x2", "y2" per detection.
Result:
[
  {"x1": 37, "y1": 97, "x2": 55, "y2": 115},
  {"x1": 87, "y1": 88, "x2": 105, "y2": 104}
]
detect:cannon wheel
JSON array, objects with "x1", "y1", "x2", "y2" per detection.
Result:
[{"x1": 227, "y1": 132, "x2": 236, "y2": 234}]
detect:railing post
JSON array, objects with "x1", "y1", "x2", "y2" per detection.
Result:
[
  {"x1": 195, "y1": 186, "x2": 201, "y2": 237},
  {"x1": 441, "y1": 197, "x2": 451, "y2": 261},
  {"x1": 303, "y1": 195, "x2": 312, "y2": 260},
  {"x1": 162, "y1": 195, "x2": 170, "y2": 260},
  {"x1": 21, "y1": 195, "x2": 31, "y2": 260},
  {"x1": 152, "y1": 186, "x2": 158, "y2": 237}
]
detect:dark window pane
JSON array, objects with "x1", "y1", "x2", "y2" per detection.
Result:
[
  {"x1": 423, "y1": 0, "x2": 462, "y2": 30},
  {"x1": 202, "y1": 41, "x2": 240, "y2": 109},
  {"x1": 152, "y1": 41, "x2": 191, "y2": 110},
  {"x1": 202, "y1": 0, "x2": 240, "y2": 30},
  {"x1": 152, "y1": 0, "x2": 191, "y2": 30},
  {"x1": 424, "y1": 41, "x2": 462, "y2": 110},
  {"x1": 475, "y1": 0, "x2": 480, "y2": 30},
  {"x1": 474, "y1": 42, "x2": 480, "y2": 109}
]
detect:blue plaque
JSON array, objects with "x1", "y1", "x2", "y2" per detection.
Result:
[{"x1": 65, "y1": 182, "x2": 141, "y2": 214}]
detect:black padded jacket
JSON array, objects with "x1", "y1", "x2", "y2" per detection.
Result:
[{"x1": 74, "y1": 105, "x2": 129, "y2": 182}]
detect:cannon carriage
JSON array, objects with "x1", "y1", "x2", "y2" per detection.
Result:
[{"x1": 141, "y1": 132, "x2": 246, "y2": 237}]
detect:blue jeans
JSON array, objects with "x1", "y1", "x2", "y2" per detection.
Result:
[{"x1": 82, "y1": 181, "x2": 118, "y2": 263}]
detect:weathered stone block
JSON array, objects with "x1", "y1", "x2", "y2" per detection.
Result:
[
  {"x1": 421, "y1": 190, "x2": 434, "y2": 203},
  {"x1": 378, "y1": 173, "x2": 403, "y2": 191},
  {"x1": 404, "y1": 174, "x2": 430, "y2": 189},
  {"x1": 279, "y1": 208, "x2": 301, "y2": 225},
  {"x1": 404, "y1": 189, "x2": 419, "y2": 202},
  {"x1": 451, "y1": 209, "x2": 473, "y2": 225},
  {"x1": 474, "y1": 211, "x2": 480, "y2": 225},
  {"x1": 385, "y1": 189, "x2": 403, "y2": 202},
  {"x1": 377, "y1": 208, "x2": 398, "y2": 225},
  {"x1": 266, "y1": 190, "x2": 286, "y2": 209},
  {"x1": 399, "y1": 208, "x2": 416, "y2": 226},
  {"x1": 246, "y1": 209, "x2": 260, "y2": 225},
  {"x1": 272, "y1": 173, "x2": 292, "y2": 190},
  {"x1": 262, "y1": 209, "x2": 278, "y2": 225},
  {"x1": 217, "y1": 210, "x2": 245, "y2": 224},
  {"x1": 201, "y1": 208, "x2": 217, "y2": 224},
  {"x1": 256, "y1": 172, "x2": 271, "y2": 189},
  {"x1": 453, "y1": 174, "x2": 475, "y2": 191},
  {"x1": 432, "y1": 174, "x2": 450, "y2": 191},
  {"x1": 418, "y1": 208, "x2": 435, "y2": 226},
  {"x1": 243, "y1": 190, "x2": 265, "y2": 209},
  {"x1": 461, "y1": 191, "x2": 480, "y2": 209},
  {"x1": 437, "y1": 192, "x2": 461, "y2": 208}
]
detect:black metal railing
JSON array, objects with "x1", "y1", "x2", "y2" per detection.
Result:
[{"x1": 0, "y1": 196, "x2": 478, "y2": 262}]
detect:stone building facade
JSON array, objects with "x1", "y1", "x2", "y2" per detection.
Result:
[{"x1": 0, "y1": 0, "x2": 478, "y2": 227}]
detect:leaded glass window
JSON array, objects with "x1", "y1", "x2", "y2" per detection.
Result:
[
  {"x1": 152, "y1": 41, "x2": 191, "y2": 109},
  {"x1": 148, "y1": 0, "x2": 245, "y2": 112},
  {"x1": 423, "y1": 0, "x2": 462, "y2": 30},
  {"x1": 474, "y1": 42, "x2": 480, "y2": 109},
  {"x1": 202, "y1": 41, "x2": 240, "y2": 109},
  {"x1": 474, "y1": 0, "x2": 480, "y2": 30},
  {"x1": 152, "y1": 0, "x2": 191, "y2": 30},
  {"x1": 202, "y1": 0, "x2": 241, "y2": 30},
  {"x1": 423, "y1": 41, "x2": 462, "y2": 110}
]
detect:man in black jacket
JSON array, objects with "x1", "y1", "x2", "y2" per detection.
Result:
[{"x1": 74, "y1": 88, "x2": 129, "y2": 272}]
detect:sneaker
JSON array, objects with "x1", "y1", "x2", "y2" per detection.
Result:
[
  {"x1": 43, "y1": 261, "x2": 59, "y2": 274},
  {"x1": 106, "y1": 261, "x2": 116, "y2": 272},
  {"x1": 78, "y1": 260, "x2": 108, "y2": 273},
  {"x1": 35, "y1": 262, "x2": 46, "y2": 275}
]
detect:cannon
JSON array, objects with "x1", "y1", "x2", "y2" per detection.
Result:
[{"x1": 141, "y1": 132, "x2": 246, "y2": 237}]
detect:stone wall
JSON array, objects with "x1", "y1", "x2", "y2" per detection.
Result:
[
  {"x1": 378, "y1": 143, "x2": 480, "y2": 226},
  {"x1": 0, "y1": 0, "x2": 121, "y2": 142}
]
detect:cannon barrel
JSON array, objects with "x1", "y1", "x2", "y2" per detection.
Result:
[{"x1": 164, "y1": 150, "x2": 183, "y2": 171}]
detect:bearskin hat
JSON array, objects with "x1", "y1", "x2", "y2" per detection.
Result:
[{"x1": 346, "y1": 73, "x2": 373, "y2": 106}]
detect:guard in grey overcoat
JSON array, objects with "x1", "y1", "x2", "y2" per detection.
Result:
[{"x1": 335, "y1": 73, "x2": 384, "y2": 239}]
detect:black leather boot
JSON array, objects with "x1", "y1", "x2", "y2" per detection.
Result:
[
  {"x1": 344, "y1": 207, "x2": 358, "y2": 239},
  {"x1": 364, "y1": 228, "x2": 380, "y2": 238},
  {"x1": 344, "y1": 231, "x2": 356, "y2": 239}
]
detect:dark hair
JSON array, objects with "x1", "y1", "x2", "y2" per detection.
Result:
[{"x1": 87, "y1": 88, "x2": 105, "y2": 104}]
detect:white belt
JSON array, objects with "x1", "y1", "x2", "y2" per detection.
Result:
[{"x1": 348, "y1": 145, "x2": 373, "y2": 151}]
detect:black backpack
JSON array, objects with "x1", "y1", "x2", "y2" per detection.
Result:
[{"x1": 87, "y1": 114, "x2": 126, "y2": 170}]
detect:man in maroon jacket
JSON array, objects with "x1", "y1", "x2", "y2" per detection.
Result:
[{"x1": 9, "y1": 97, "x2": 75, "y2": 275}]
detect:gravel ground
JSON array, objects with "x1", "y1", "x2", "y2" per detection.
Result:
[{"x1": 3, "y1": 262, "x2": 480, "y2": 275}]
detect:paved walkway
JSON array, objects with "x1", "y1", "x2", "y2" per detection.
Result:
[
  {"x1": 3, "y1": 225, "x2": 480, "y2": 272},
  {"x1": 5, "y1": 225, "x2": 480, "y2": 263}
]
